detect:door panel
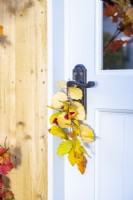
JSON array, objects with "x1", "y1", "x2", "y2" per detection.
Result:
[
  {"x1": 95, "y1": 111, "x2": 133, "y2": 200},
  {"x1": 63, "y1": 0, "x2": 133, "y2": 200}
]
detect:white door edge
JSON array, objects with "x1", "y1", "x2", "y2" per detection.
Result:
[{"x1": 47, "y1": 1, "x2": 68, "y2": 200}]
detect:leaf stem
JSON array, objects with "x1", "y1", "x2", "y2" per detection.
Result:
[{"x1": 104, "y1": 28, "x2": 122, "y2": 53}]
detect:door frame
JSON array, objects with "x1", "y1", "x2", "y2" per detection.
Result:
[{"x1": 47, "y1": 1, "x2": 69, "y2": 200}]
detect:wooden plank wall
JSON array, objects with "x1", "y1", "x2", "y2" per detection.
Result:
[{"x1": 0, "y1": 0, "x2": 47, "y2": 199}]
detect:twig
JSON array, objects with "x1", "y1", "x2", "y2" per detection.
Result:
[{"x1": 104, "y1": 28, "x2": 122, "y2": 51}]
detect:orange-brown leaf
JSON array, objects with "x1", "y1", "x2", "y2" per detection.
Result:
[
  {"x1": 103, "y1": 3, "x2": 120, "y2": 22},
  {"x1": 0, "y1": 25, "x2": 3, "y2": 36},
  {"x1": 107, "y1": 39, "x2": 128, "y2": 52},
  {"x1": 77, "y1": 155, "x2": 87, "y2": 174},
  {"x1": 123, "y1": 23, "x2": 133, "y2": 36}
]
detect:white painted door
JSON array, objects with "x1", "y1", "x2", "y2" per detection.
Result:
[{"x1": 48, "y1": 0, "x2": 133, "y2": 200}]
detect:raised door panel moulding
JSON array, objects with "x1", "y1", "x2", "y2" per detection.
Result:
[
  {"x1": 95, "y1": 109, "x2": 133, "y2": 200},
  {"x1": 124, "y1": 115, "x2": 133, "y2": 199}
]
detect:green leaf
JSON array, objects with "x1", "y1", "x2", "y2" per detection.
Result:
[{"x1": 57, "y1": 140, "x2": 73, "y2": 155}]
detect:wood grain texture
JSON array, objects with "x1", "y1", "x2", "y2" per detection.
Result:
[{"x1": 0, "y1": 0, "x2": 47, "y2": 199}]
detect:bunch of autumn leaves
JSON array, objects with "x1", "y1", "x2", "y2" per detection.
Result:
[
  {"x1": 48, "y1": 82, "x2": 94, "y2": 174},
  {"x1": 104, "y1": 0, "x2": 133, "y2": 52},
  {"x1": 0, "y1": 142, "x2": 14, "y2": 200}
]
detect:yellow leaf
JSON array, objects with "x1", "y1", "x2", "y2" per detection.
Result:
[
  {"x1": 50, "y1": 112, "x2": 61, "y2": 124},
  {"x1": 57, "y1": 112, "x2": 71, "y2": 128},
  {"x1": 57, "y1": 140, "x2": 73, "y2": 155},
  {"x1": 74, "y1": 139, "x2": 81, "y2": 153},
  {"x1": 51, "y1": 92, "x2": 67, "y2": 109},
  {"x1": 80, "y1": 124, "x2": 94, "y2": 143},
  {"x1": 68, "y1": 141, "x2": 88, "y2": 173},
  {"x1": 49, "y1": 126, "x2": 67, "y2": 139},
  {"x1": 56, "y1": 81, "x2": 67, "y2": 88},
  {"x1": 68, "y1": 106, "x2": 77, "y2": 119},
  {"x1": 73, "y1": 119, "x2": 79, "y2": 127},
  {"x1": 62, "y1": 101, "x2": 71, "y2": 112},
  {"x1": 0, "y1": 25, "x2": 3, "y2": 36},
  {"x1": 71, "y1": 120, "x2": 80, "y2": 135},
  {"x1": 68, "y1": 87, "x2": 83, "y2": 100},
  {"x1": 68, "y1": 149, "x2": 76, "y2": 166},
  {"x1": 69, "y1": 132, "x2": 77, "y2": 139},
  {"x1": 71, "y1": 101, "x2": 86, "y2": 120},
  {"x1": 80, "y1": 146, "x2": 88, "y2": 155}
]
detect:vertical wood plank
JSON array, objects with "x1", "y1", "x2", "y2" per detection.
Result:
[{"x1": 0, "y1": 0, "x2": 47, "y2": 199}]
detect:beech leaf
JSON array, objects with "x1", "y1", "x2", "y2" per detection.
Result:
[
  {"x1": 103, "y1": 3, "x2": 119, "y2": 23},
  {"x1": 77, "y1": 155, "x2": 87, "y2": 174},
  {"x1": 51, "y1": 92, "x2": 67, "y2": 109},
  {"x1": 56, "y1": 81, "x2": 67, "y2": 88},
  {"x1": 68, "y1": 87, "x2": 83, "y2": 100},
  {"x1": 68, "y1": 149, "x2": 76, "y2": 166},
  {"x1": 71, "y1": 101, "x2": 86, "y2": 120},
  {"x1": 49, "y1": 126, "x2": 67, "y2": 139},
  {"x1": 57, "y1": 140, "x2": 73, "y2": 155},
  {"x1": 68, "y1": 106, "x2": 77, "y2": 119},
  {"x1": 113, "y1": 0, "x2": 129, "y2": 7},
  {"x1": 49, "y1": 112, "x2": 61, "y2": 124},
  {"x1": 80, "y1": 146, "x2": 88, "y2": 155},
  {"x1": 62, "y1": 102, "x2": 71, "y2": 112},
  {"x1": 74, "y1": 139, "x2": 81, "y2": 153},
  {"x1": 57, "y1": 112, "x2": 71, "y2": 128},
  {"x1": 71, "y1": 120, "x2": 80, "y2": 135},
  {"x1": 107, "y1": 39, "x2": 128, "y2": 52},
  {"x1": 126, "y1": 7, "x2": 133, "y2": 23},
  {"x1": 80, "y1": 124, "x2": 94, "y2": 143},
  {"x1": 123, "y1": 23, "x2": 133, "y2": 36}
]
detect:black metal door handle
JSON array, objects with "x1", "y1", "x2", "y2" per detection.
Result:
[
  {"x1": 67, "y1": 80, "x2": 95, "y2": 88},
  {"x1": 67, "y1": 64, "x2": 95, "y2": 112}
]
